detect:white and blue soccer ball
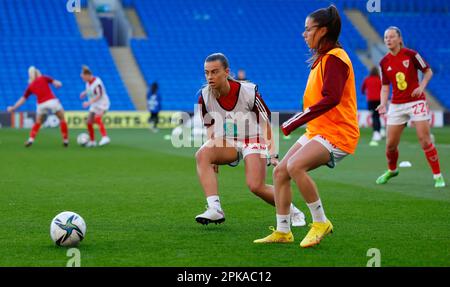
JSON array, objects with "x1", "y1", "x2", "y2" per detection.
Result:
[
  {"x1": 50, "y1": 211, "x2": 86, "y2": 247},
  {"x1": 77, "y1": 133, "x2": 90, "y2": 146}
]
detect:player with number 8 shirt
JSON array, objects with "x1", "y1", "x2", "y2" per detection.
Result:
[{"x1": 376, "y1": 26, "x2": 445, "y2": 188}]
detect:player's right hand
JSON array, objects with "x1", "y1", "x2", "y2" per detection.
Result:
[
  {"x1": 376, "y1": 104, "x2": 387, "y2": 114},
  {"x1": 80, "y1": 91, "x2": 86, "y2": 99},
  {"x1": 7, "y1": 106, "x2": 14, "y2": 113},
  {"x1": 212, "y1": 164, "x2": 219, "y2": 173},
  {"x1": 53, "y1": 80, "x2": 62, "y2": 88}
]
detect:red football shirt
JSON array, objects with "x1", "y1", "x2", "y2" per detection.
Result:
[
  {"x1": 361, "y1": 75, "x2": 381, "y2": 101},
  {"x1": 379, "y1": 47, "x2": 429, "y2": 104},
  {"x1": 23, "y1": 75, "x2": 56, "y2": 104}
]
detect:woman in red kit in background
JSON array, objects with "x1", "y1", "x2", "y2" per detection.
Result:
[
  {"x1": 361, "y1": 66, "x2": 384, "y2": 146},
  {"x1": 375, "y1": 26, "x2": 445, "y2": 188},
  {"x1": 7, "y1": 66, "x2": 69, "y2": 147}
]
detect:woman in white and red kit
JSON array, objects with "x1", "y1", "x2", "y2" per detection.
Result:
[
  {"x1": 7, "y1": 66, "x2": 69, "y2": 147},
  {"x1": 79, "y1": 65, "x2": 111, "y2": 147}
]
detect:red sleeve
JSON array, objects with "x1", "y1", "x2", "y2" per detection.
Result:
[
  {"x1": 379, "y1": 58, "x2": 390, "y2": 85},
  {"x1": 23, "y1": 87, "x2": 32, "y2": 99},
  {"x1": 198, "y1": 94, "x2": 213, "y2": 127},
  {"x1": 252, "y1": 92, "x2": 271, "y2": 123},
  {"x1": 43, "y1": 75, "x2": 54, "y2": 83},
  {"x1": 411, "y1": 52, "x2": 430, "y2": 73},
  {"x1": 281, "y1": 55, "x2": 348, "y2": 136},
  {"x1": 94, "y1": 84, "x2": 103, "y2": 97},
  {"x1": 361, "y1": 78, "x2": 367, "y2": 95}
]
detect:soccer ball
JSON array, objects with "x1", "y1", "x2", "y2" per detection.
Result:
[
  {"x1": 77, "y1": 133, "x2": 90, "y2": 146},
  {"x1": 50, "y1": 211, "x2": 86, "y2": 247}
]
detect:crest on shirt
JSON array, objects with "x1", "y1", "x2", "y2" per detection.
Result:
[
  {"x1": 387, "y1": 66, "x2": 392, "y2": 71},
  {"x1": 403, "y1": 60, "x2": 410, "y2": 68}
]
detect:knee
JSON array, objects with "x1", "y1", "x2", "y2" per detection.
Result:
[
  {"x1": 273, "y1": 165, "x2": 290, "y2": 183},
  {"x1": 246, "y1": 180, "x2": 265, "y2": 195},
  {"x1": 286, "y1": 160, "x2": 307, "y2": 178},
  {"x1": 386, "y1": 143, "x2": 397, "y2": 153},
  {"x1": 418, "y1": 136, "x2": 432, "y2": 149},
  {"x1": 195, "y1": 149, "x2": 209, "y2": 165}
]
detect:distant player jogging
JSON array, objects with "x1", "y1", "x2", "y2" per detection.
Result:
[
  {"x1": 254, "y1": 6, "x2": 360, "y2": 248},
  {"x1": 79, "y1": 65, "x2": 111, "y2": 147},
  {"x1": 195, "y1": 53, "x2": 306, "y2": 227},
  {"x1": 7, "y1": 66, "x2": 69, "y2": 147},
  {"x1": 375, "y1": 27, "x2": 445, "y2": 188},
  {"x1": 147, "y1": 82, "x2": 161, "y2": 133}
]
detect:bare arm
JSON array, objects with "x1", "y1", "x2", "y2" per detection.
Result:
[
  {"x1": 376, "y1": 85, "x2": 390, "y2": 114},
  {"x1": 7, "y1": 97, "x2": 26, "y2": 113},
  {"x1": 82, "y1": 94, "x2": 101, "y2": 108},
  {"x1": 52, "y1": 80, "x2": 62, "y2": 88},
  {"x1": 89, "y1": 94, "x2": 102, "y2": 104},
  {"x1": 262, "y1": 121, "x2": 278, "y2": 166},
  {"x1": 412, "y1": 68, "x2": 433, "y2": 98}
]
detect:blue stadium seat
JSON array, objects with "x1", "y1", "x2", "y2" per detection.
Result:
[
  {"x1": 0, "y1": 0, "x2": 134, "y2": 111},
  {"x1": 130, "y1": 0, "x2": 368, "y2": 112}
]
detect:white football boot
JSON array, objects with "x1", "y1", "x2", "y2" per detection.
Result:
[
  {"x1": 290, "y1": 205, "x2": 306, "y2": 227},
  {"x1": 195, "y1": 207, "x2": 225, "y2": 225},
  {"x1": 99, "y1": 136, "x2": 111, "y2": 146},
  {"x1": 86, "y1": 141, "x2": 97, "y2": 148}
]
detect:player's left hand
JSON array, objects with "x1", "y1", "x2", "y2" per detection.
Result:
[
  {"x1": 269, "y1": 157, "x2": 279, "y2": 167},
  {"x1": 411, "y1": 87, "x2": 423, "y2": 98},
  {"x1": 82, "y1": 101, "x2": 90, "y2": 108},
  {"x1": 7, "y1": 106, "x2": 14, "y2": 113},
  {"x1": 267, "y1": 154, "x2": 279, "y2": 166}
]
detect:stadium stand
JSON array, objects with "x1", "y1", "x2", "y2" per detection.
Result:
[
  {"x1": 2, "y1": 0, "x2": 447, "y2": 112},
  {"x1": 0, "y1": 0, "x2": 133, "y2": 112},
  {"x1": 339, "y1": 0, "x2": 449, "y2": 13},
  {"x1": 129, "y1": 0, "x2": 368, "y2": 111}
]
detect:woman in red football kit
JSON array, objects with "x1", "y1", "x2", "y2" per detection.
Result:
[
  {"x1": 376, "y1": 26, "x2": 445, "y2": 188},
  {"x1": 7, "y1": 66, "x2": 69, "y2": 147},
  {"x1": 361, "y1": 66, "x2": 383, "y2": 145}
]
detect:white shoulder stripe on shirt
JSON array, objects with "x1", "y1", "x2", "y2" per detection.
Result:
[
  {"x1": 255, "y1": 97, "x2": 269, "y2": 122},
  {"x1": 282, "y1": 108, "x2": 311, "y2": 128},
  {"x1": 415, "y1": 53, "x2": 427, "y2": 69}
]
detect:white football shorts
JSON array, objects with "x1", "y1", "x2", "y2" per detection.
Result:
[
  {"x1": 297, "y1": 134, "x2": 348, "y2": 168},
  {"x1": 387, "y1": 100, "x2": 430, "y2": 125},
  {"x1": 36, "y1": 99, "x2": 63, "y2": 116}
]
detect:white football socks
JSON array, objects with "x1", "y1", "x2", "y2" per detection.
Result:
[
  {"x1": 206, "y1": 195, "x2": 222, "y2": 211},
  {"x1": 433, "y1": 173, "x2": 442, "y2": 179},
  {"x1": 276, "y1": 214, "x2": 291, "y2": 233},
  {"x1": 306, "y1": 199, "x2": 327, "y2": 223}
]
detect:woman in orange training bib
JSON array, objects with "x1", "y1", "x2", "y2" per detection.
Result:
[{"x1": 254, "y1": 5, "x2": 359, "y2": 248}]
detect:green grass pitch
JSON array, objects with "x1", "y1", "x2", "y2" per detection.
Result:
[{"x1": 0, "y1": 127, "x2": 449, "y2": 266}]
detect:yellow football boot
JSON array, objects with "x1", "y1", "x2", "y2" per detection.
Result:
[
  {"x1": 300, "y1": 220, "x2": 333, "y2": 248},
  {"x1": 253, "y1": 227, "x2": 294, "y2": 243}
]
